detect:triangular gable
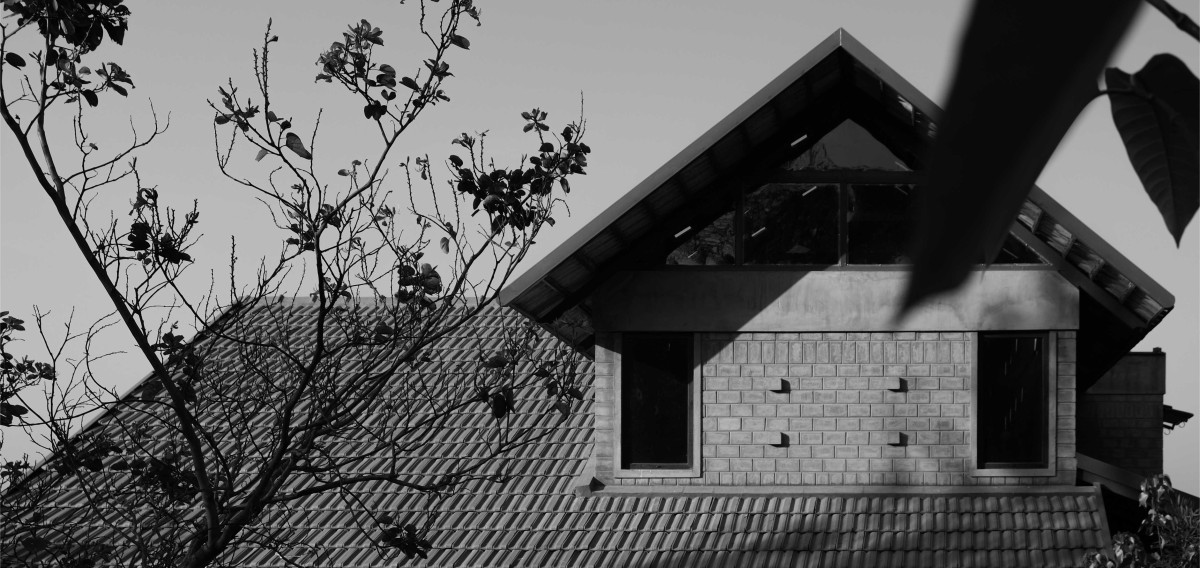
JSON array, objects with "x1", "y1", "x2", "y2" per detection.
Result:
[
  {"x1": 787, "y1": 119, "x2": 912, "y2": 172},
  {"x1": 499, "y1": 29, "x2": 1172, "y2": 385}
]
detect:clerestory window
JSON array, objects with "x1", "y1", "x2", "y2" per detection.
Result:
[{"x1": 665, "y1": 182, "x2": 1045, "y2": 267}]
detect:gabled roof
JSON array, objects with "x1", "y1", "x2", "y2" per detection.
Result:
[
  {"x1": 499, "y1": 29, "x2": 1173, "y2": 385},
  {"x1": 5, "y1": 302, "x2": 1112, "y2": 567}
]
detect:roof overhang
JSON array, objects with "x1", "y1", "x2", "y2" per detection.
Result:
[{"x1": 499, "y1": 29, "x2": 1173, "y2": 384}]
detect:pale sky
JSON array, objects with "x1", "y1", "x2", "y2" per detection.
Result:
[{"x1": 2, "y1": 2, "x2": 1197, "y2": 491}]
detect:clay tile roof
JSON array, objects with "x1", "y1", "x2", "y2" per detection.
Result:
[{"x1": 6, "y1": 302, "x2": 1113, "y2": 567}]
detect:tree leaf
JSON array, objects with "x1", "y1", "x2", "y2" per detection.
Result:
[
  {"x1": 489, "y1": 393, "x2": 508, "y2": 419},
  {"x1": 1106, "y1": 54, "x2": 1199, "y2": 245},
  {"x1": 284, "y1": 132, "x2": 312, "y2": 160},
  {"x1": 439, "y1": 237, "x2": 450, "y2": 254},
  {"x1": 4, "y1": 52, "x2": 26, "y2": 69},
  {"x1": 255, "y1": 148, "x2": 269, "y2": 162},
  {"x1": 450, "y1": 34, "x2": 470, "y2": 50},
  {"x1": 901, "y1": 0, "x2": 1139, "y2": 315},
  {"x1": 81, "y1": 90, "x2": 99, "y2": 107}
]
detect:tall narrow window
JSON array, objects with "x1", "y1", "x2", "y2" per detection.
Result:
[
  {"x1": 977, "y1": 333, "x2": 1050, "y2": 469},
  {"x1": 620, "y1": 334, "x2": 694, "y2": 469}
]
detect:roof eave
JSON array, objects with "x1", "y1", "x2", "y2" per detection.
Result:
[{"x1": 500, "y1": 29, "x2": 855, "y2": 307}]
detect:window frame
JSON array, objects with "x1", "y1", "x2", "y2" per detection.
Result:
[
  {"x1": 613, "y1": 333, "x2": 702, "y2": 479},
  {"x1": 969, "y1": 331, "x2": 1058, "y2": 477}
]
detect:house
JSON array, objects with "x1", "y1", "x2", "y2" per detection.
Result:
[{"x1": 3, "y1": 29, "x2": 1181, "y2": 567}]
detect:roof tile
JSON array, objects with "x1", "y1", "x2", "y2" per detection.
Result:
[{"x1": 16, "y1": 302, "x2": 1115, "y2": 567}]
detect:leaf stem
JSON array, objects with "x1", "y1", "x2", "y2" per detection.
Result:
[{"x1": 1145, "y1": 0, "x2": 1200, "y2": 41}]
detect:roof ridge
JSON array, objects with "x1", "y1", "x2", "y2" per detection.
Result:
[{"x1": 256, "y1": 294, "x2": 490, "y2": 310}]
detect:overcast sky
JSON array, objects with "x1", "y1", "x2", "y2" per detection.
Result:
[{"x1": 2, "y1": 1, "x2": 1197, "y2": 491}]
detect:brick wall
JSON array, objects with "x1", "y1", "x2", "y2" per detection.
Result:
[
  {"x1": 593, "y1": 330, "x2": 1076, "y2": 487},
  {"x1": 1055, "y1": 332, "x2": 1079, "y2": 485},
  {"x1": 1077, "y1": 396, "x2": 1161, "y2": 476},
  {"x1": 1076, "y1": 352, "x2": 1164, "y2": 477}
]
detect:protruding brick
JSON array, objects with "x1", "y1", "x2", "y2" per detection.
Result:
[{"x1": 764, "y1": 444, "x2": 789, "y2": 458}]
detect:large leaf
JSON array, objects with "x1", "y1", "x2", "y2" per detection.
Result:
[
  {"x1": 283, "y1": 132, "x2": 312, "y2": 160},
  {"x1": 1106, "y1": 54, "x2": 1199, "y2": 245},
  {"x1": 902, "y1": 0, "x2": 1140, "y2": 314}
]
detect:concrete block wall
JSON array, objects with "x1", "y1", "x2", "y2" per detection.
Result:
[
  {"x1": 1076, "y1": 351, "x2": 1164, "y2": 477},
  {"x1": 592, "y1": 330, "x2": 1077, "y2": 487},
  {"x1": 1077, "y1": 397, "x2": 1161, "y2": 476},
  {"x1": 1053, "y1": 332, "x2": 1079, "y2": 485},
  {"x1": 698, "y1": 332, "x2": 974, "y2": 486}
]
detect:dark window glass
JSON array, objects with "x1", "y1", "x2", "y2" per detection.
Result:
[
  {"x1": 978, "y1": 334, "x2": 1049, "y2": 469},
  {"x1": 743, "y1": 184, "x2": 838, "y2": 265},
  {"x1": 783, "y1": 119, "x2": 912, "y2": 172},
  {"x1": 847, "y1": 184, "x2": 915, "y2": 264},
  {"x1": 621, "y1": 334, "x2": 693, "y2": 469},
  {"x1": 666, "y1": 209, "x2": 736, "y2": 265}
]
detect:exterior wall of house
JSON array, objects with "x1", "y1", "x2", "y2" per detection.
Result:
[
  {"x1": 592, "y1": 330, "x2": 1077, "y2": 487},
  {"x1": 1077, "y1": 351, "x2": 1165, "y2": 476},
  {"x1": 590, "y1": 270, "x2": 1078, "y2": 333}
]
